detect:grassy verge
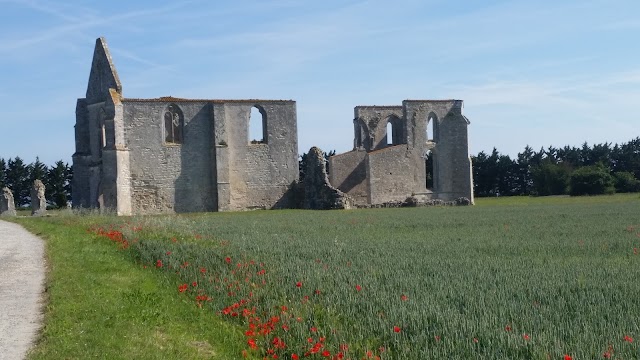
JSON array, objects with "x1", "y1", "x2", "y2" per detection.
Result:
[
  {"x1": 16, "y1": 216, "x2": 248, "y2": 360},
  {"x1": 14, "y1": 193, "x2": 640, "y2": 359}
]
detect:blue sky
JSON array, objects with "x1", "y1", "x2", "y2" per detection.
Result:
[{"x1": 1, "y1": 0, "x2": 639, "y2": 165}]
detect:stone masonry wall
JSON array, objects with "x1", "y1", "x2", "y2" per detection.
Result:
[
  {"x1": 366, "y1": 145, "x2": 416, "y2": 204},
  {"x1": 123, "y1": 101, "x2": 215, "y2": 214},
  {"x1": 328, "y1": 150, "x2": 368, "y2": 206},
  {"x1": 217, "y1": 101, "x2": 298, "y2": 211}
]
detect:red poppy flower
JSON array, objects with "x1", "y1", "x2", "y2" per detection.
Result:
[
  {"x1": 291, "y1": 354, "x2": 299, "y2": 360},
  {"x1": 522, "y1": 333, "x2": 530, "y2": 341},
  {"x1": 505, "y1": 325, "x2": 512, "y2": 332},
  {"x1": 156, "y1": 259, "x2": 163, "y2": 268},
  {"x1": 296, "y1": 281, "x2": 302, "y2": 288},
  {"x1": 564, "y1": 355, "x2": 572, "y2": 360},
  {"x1": 393, "y1": 326, "x2": 401, "y2": 333},
  {"x1": 321, "y1": 350, "x2": 330, "y2": 357},
  {"x1": 225, "y1": 257, "x2": 232, "y2": 264},
  {"x1": 400, "y1": 294, "x2": 408, "y2": 301},
  {"x1": 356, "y1": 285, "x2": 362, "y2": 291},
  {"x1": 192, "y1": 282, "x2": 197, "y2": 287},
  {"x1": 624, "y1": 335, "x2": 633, "y2": 343}
]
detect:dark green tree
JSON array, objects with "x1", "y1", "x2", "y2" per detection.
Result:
[
  {"x1": 29, "y1": 157, "x2": 48, "y2": 182},
  {"x1": 6, "y1": 157, "x2": 30, "y2": 206},
  {"x1": 47, "y1": 161, "x2": 72, "y2": 208},
  {"x1": 531, "y1": 159, "x2": 571, "y2": 196},
  {"x1": 569, "y1": 164, "x2": 614, "y2": 196},
  {"x1": 0, "y1": 158, "x2": 6, "y2": 188}
]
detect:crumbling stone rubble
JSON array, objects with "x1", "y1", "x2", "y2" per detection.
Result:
[{"x1": 303, "y1": 147, "x2": 353, "y2": 210}]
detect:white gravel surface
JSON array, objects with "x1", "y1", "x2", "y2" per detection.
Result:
[{"x1": 0, "y1": 220, "x2": 45, "y2": 360}]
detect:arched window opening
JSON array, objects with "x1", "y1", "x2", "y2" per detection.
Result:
[
  {"x1": 249, "y1": 106, "x2": 267, "y2": 144},
  {"x1": 425, "y1": 149, "x2": 434, "y2": 190},
  {"x1": 427, "y1": 116, "x2": 435, "y2": 142},
  {"x1": 386, "y1": 116, "x2": 402, "y2": 146},
  {"x1": 164, "y1": 104, "x2": 184, "y2": 144}
]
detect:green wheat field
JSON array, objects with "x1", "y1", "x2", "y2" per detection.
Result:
[{"x1": 19, "y1": 194, "x2": 640, "y2": 359}]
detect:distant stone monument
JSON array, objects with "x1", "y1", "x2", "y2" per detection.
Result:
[
  {"x1": 1, "y1": 187, "x2": 17, "y2": 216},
  {"x1": 31, "y1": 180, "x2": 47, "y2": 216}
]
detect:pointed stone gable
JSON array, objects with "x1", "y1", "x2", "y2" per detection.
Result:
[{"x1": 85, "y1": 37, "x2": 122, "y2": 104}]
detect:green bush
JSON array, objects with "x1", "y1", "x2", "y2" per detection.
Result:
[
  {"x1": 613, "y1": 171, "x2": 640, "y2": 193},
  {"x1": 569, "y1": 164, "x2": 615, "y2": 195}
]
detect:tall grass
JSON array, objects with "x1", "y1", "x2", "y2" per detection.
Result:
[{"x1": 79, "y1": 194, "x2": 640, "y2": 359}]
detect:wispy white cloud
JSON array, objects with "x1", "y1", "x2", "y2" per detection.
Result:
[{"x1": 0, "y1": 1, "x2": 192, "y2": 53}]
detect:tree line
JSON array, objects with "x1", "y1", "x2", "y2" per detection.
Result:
[
  {"x1": 3, "y1": 137, "x2": 638, "y2": 209},
  {"x1": 0, "y1": 157, "x2": 72, "y2": 208},
  {"x1": 472, "y1": 137, "x2": 640, "y2": 197}
]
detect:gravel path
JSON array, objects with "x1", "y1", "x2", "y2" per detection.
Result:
[{"x1": 0, "y1": 220, "x2": 45, "y2": 360}]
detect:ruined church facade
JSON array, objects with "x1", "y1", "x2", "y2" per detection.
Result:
[
  {"x1": 72, "y1": 38, "x2": 298, "y2": 215},
  {"x1": 329, "y1": 100, "x2": 474, "y2": 205}
]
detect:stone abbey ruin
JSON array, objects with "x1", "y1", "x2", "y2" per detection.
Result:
[{"x1": 72, "y1": 38, "x2": 473, "y2": 215}]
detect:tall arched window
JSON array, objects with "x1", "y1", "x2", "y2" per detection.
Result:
[
  {"x1": 164, "y1": 104, "x2": 184, "y2": 144},
  {"x1": 249, "y1": 105, "x2": 267, "y2": 144},
  {"x1": 427, "y1": 113, "x2": 438, "y2": 142},
  {"x1": 386, "y1": 121, "x2": 393, "y2": 145},
  {"x1": 386, "y1": 115, "x2": 402, "y2": 146}
]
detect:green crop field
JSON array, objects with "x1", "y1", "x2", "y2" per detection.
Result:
[{"x1": 19, "y1": 194, "x2": 640, "y2": 359}]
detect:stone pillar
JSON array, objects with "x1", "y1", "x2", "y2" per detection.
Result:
[
  {"x1": 31, "y1": 180, "x2": 47, "y2": 216},
  {"x1": 1, "y1": 187, "x2": 16, "y2": 216}
]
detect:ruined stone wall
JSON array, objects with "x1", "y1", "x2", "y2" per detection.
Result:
[
  {"x1": 328, "y1": 150, "x2": 368, "y2": 205},
  {"x1": 329, "y1": 99, "x2": 474, "y2": 206},
  {"x1": 123, "y1": 100, "x2": 215, "y2": 214},
  {"x1": 366, "y1": 145, "x2": 416, "y2": 204},
  {"x1": 353, "y1": 106, "x2": 403, "y2": 150},
  {"x1": 303, "y1": 147, "x2": 351, "y2": 210},
  {"x1": 216, "y1": 101, "x2": 298, "y2": 211},
  {"x1": 74, "y1": 37, "x2": 300, "y2": 215}
]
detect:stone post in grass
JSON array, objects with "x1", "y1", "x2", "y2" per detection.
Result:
[
  {"x1": 1, "y1": 187, "x2": 17, "y2": 216},
  {"x1": 31, "y1": 180, "x2": 47, "y2": 216}
]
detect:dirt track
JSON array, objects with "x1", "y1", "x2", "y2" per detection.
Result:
[{"x1": 0, "y1": 220, "x2": 44, "y2": 360}]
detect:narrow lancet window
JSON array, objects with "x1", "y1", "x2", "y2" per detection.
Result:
[{"x1": 164, "y1": 104, "x2": 183, "y2": 144}]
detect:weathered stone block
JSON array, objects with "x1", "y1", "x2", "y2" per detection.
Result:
[
  {"x1": 1, "y1": 187, "x2": 16, "y2": 216},
  {"x1": 31, "y1": 180, "x2": 47, "y2": 216}
]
